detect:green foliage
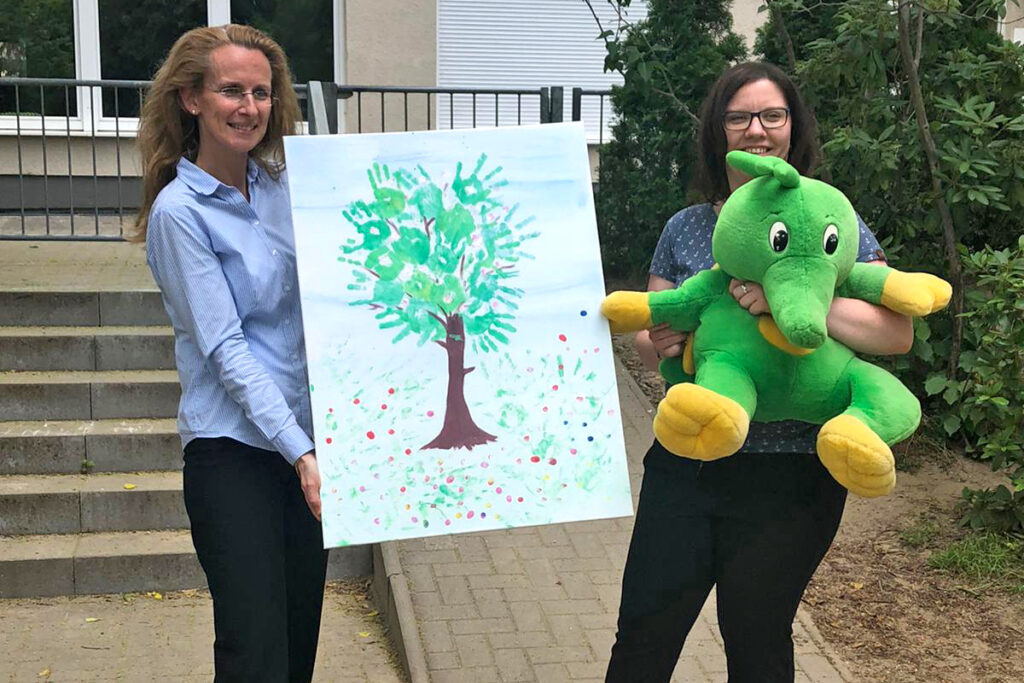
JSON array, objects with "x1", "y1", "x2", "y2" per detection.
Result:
[
  {"x1": 927, "y1": 529, "x2": 1024, "y2": 592},
  {"x1": 339, "y1": 155, "x2": 538, "y2": 354},
  {"x1": 593, "y1": 0, "x2": 745, "y2": 279},
  {"x1": 760, "y1": 0, "x2": 1024, "y2": 267},
  {"x1": 899, "y1": 513, "x2": 941, "y2": 548},
  {"x1": 0, "y1": 0, "x2": 75, "y2": 115},
  {"x1": 923, "y1": 237, "x2": 1024, "y2": 481},
  {"x1": 958, "y1": 485, "x2": 1024, "y2": 534}
]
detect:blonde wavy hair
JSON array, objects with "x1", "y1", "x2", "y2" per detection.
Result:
[{"x1": 132, "y1": 24, "x2": 301, "y2": 241}]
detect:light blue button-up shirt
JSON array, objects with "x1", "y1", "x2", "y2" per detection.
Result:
[{"x1": 146, "y1": 157, "x2": 314, "y2": 464}]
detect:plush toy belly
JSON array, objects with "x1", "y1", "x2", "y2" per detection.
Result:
[{"x1": 690, "y1": 297, "x2": 858, "y2": 424}]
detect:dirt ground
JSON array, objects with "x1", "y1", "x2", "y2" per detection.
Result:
[{"x1": 610, "y1": 333, "x2": 1024, "y2": 683}]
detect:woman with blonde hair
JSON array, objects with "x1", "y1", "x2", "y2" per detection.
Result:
[{"x1": 137, "y1": 24, "x2": 326, "y2": 681}]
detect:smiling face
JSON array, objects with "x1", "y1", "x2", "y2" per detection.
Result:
[
  {"x1": 724, "y1": 79, "x2": 792, "y2": 192},
  {"x1": 180, "y1": 44, "x2": 273, "y2": 173}
]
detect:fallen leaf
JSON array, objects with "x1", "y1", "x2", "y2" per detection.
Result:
[
  {"x1": 37, "y1": 668, "x2": 50, "y2": 677},
  {"x1": 366, "y1": 610, "x2": 379, "y2": 617},
  {"x1": 123, "y1": 483, "x2": 136, "y2": 490},
  {"x1": 850, "y1": 582, "x2": 864, "y2": 591},
  {"x1": 146, "y1": 591, "x2": 163, "y2": 600},
  {"x1": 358, "y1": 631, "x2": 371, "y2": 638},
  {"x1": 85, "y1": 617, "x2": 101, "y2": 623}
]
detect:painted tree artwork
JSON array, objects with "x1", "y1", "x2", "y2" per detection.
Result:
[
  {"x1": 285, "y1": 123, "x2": 632, "y2": 547},
  {"x1": 338, "y1": 155, "x2": 536, "y2": 452}
]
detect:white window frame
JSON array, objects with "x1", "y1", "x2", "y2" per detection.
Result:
[{"x1": 0, "y1": 0, "x2": 344, "y2": 137}]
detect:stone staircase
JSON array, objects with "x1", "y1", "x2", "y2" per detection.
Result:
[{"x1": 0, "y1": 279, "x2": 370, "y2": 598}]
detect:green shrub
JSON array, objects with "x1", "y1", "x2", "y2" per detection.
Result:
[{"x1": 927, "y1": 530, "x2": 1024, "y2": 592}]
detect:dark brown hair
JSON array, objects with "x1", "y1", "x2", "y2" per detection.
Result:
[
  {"x1": 133, "y1": 24, "x2": 301, "y2": 241},
  {"x1": 691, "y1": 62, "x2": 819, "y2": 205}
]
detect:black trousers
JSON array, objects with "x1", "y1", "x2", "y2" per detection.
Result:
[
  {"x1": 183, "y1": 437, "x2": 329, "y2": 683},
  {"x1": 606, "y1": 440, "x2": 847, "y2": 683}
]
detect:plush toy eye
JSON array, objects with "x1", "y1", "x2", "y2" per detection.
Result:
[
  {"x1": 823, "y1": 224, "x2": 839, "y2": 255},
  {"x1": 769, "y1": 221, "x2": 789, "y2": 253}
]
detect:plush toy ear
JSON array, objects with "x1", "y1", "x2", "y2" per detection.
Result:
[{"x1": 726, "y1": 150, "x2": 800, "y2": 188}]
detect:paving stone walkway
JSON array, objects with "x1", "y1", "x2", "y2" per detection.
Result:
[{"x1": 394, "y1": 361, "x2": 855, "y2": 682}]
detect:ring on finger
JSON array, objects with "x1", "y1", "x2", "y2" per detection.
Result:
[{"x1": 740, "y1": 283, "x2": 749, "y2": 294}]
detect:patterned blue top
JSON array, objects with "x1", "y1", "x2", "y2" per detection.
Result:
[
  {"x1": 650, "y1": 203, "x2": 885, "y2": 454},
  {"x1": 146, "y1": 158, "x2": 314, "y2": 464}
]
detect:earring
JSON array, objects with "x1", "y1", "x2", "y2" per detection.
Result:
[{"x1": 192, "y1": 110, "x2": 198, "y2": 115}]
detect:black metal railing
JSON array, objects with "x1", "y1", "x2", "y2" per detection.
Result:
[{"x1": 0, "y1": 78, "x2": 612, "y2": 241}]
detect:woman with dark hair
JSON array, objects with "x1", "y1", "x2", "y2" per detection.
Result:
[
  {"x1": 605, "y1": 62, "x2": 912, "y2": 682},
  {"x1": 136, "y1": 25, "x2": 327, "y2": 681}
]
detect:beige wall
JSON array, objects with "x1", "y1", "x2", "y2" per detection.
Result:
[
  {"x1": 0, "y1": 137, "x2": 140, "y2": 176},
  {"x1": 342, "y1": 0, "x2": 437, "y2": 133},
  {"x1": 1004, "y1": 3, "x2": 1024, "y2": 44},
  {"x1": 732, "y1": 0, "x2": 769, "y2": 55}
]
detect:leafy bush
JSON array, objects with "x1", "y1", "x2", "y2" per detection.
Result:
[
  {"x1": 592, "y1": 0, "x2": 745, "y2": 279},
  {"x1": 924, "y1": 237, "x2": 1024, "y2": 481}
]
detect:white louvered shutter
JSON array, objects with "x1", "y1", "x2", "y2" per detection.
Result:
[{"x1": 437, "y1": 0, "x2": 648, "y2": 142}]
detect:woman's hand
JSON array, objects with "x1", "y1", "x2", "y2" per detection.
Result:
[
  {"x1": 730, "y1": 279, "x2": 771, "y2": 316},
  {"x1": 649, "y1": 323, "x2": 687, "y2": 359},
  {"x1": 294, "y1": 451, "x2": 322, "y2": 521}
]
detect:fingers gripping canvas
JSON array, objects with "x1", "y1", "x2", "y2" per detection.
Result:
[{"x1": 285, "y1": 123, "x2": 632, "y2": 547}]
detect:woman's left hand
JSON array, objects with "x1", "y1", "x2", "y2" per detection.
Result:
[
  {"x1": 294, "y1": 451, "x2": 322, "y2": 521},
  {"x1": 730, "y1": 279, "x2": 771, "y2": 316}
]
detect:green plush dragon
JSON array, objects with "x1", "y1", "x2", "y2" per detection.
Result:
[{"x1": 602, "y1": 151, "x2": 951, "y2": 498}]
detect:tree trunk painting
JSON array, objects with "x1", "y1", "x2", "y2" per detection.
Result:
[{"x1": 422, "y1": 313, "x2": 496, "y2": 450}]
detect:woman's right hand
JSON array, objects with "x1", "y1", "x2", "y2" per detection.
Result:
[
  {"x1": 294, "y1": 451, "x2": 322, "y2": 521},
  {"x1": 648, "y1": 322, "x2": 687, "y2": 359}
]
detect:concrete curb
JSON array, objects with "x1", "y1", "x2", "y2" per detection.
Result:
[
  {"x1": 372, "y1": 542, "x2": 430, "y2": 683},
  {"x1": 796, "y1": 606, "x2": 857, "y2": 682}
]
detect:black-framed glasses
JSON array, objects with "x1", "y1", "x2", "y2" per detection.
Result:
[
  {"x1": 723, "y1": 107, "x2": 790, "y2": 131},
  {"x1": 207, "y1": 85, "x2": 276, "y2": 105}
]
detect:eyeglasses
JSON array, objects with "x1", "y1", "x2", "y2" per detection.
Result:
[
  {"x1": 723, "y1": 107, "x2": 790, "y2": 131},
  {"x1": 207, "y1": 85, "x2": 275, "y2": 105}
]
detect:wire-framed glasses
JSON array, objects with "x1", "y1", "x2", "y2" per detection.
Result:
[
  {"x1": 723, "y1": 107, "x2": 790, "y2": 131},
  {"x1": 208, "y1": 85, "x2": 276, "y2": 105}
]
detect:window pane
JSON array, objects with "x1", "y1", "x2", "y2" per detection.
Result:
[
  {"x1": 231, "y1": 0, "x2": 333, "y2": 120},
  {"x1": 0, "y1": 0, "x2": 76, "y2": 117},
  {"x1": 99, "y1": 0, "x2": 206, "y2": 117}
]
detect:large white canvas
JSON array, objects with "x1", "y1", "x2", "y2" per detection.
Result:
[{"x1": 285, "y1": 122, "x2": 632, "y2": 547}]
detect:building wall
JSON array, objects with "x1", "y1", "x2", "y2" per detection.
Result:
[
  {"x1": 1004, "y1": 2, "x2": 1024, "y2": 44},
  {"x1": 342, "y1": 0, "x2": 437, "y2": 133}
]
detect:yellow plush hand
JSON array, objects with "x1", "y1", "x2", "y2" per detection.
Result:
[
  {"x1": 880, "y1": 271, "x2": 952, "y2": 316},
  {"x1": 600, "y1": 291, "x2": 654, "y2": 333}
]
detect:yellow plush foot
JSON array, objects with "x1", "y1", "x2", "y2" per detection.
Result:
[
  {"x1": 881, "y1": 271, "x2": 952, "y2": 316},
  {"x1": 653, "y1": 384, "x2": 749, "y2": 461},
  {"x1": 817, "y1": 415, "x2": 896, "y2": 498},
  {"x1": 600, "y1": 291, "x2": 653, "y2": 333}
]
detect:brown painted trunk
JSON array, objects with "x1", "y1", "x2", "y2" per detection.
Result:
[{"x1": 422, "y1": 314, "x2": 496, "y2": 450}]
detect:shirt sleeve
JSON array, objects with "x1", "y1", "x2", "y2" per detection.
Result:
[
  {"x1": 650, "y1": 213, "x2": 682, "y2": 283},
  {"x1": 855, "y1": 213, "x2": 886, "y2": 263},
  {"x1": 146, "y1": 204, "x2": 314, "y2": 464}
]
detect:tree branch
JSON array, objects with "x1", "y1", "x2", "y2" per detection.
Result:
[
  {"x1": 767, "y1": 0, "x2": 799, "y2": 74},
  {"x1": 464, "y1": 366, "x2": 476, "y2": 376},
  {"x1": 895, "y1": 0, "x2": 964, "y2": 378},
  {"x1": 914, "y1": 5, "x2": 924, "y2": 72},
  {"x1": 423, "y1": 217, "x2": 434, "y2": 239}
]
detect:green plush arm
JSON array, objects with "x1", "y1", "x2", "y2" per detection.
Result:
[
  {"x1": 837, "y1": 263, "x2": 952, "y2": 317},
  {"x1": 648, "y1": 268, "x2": 730, "y2": 330}
]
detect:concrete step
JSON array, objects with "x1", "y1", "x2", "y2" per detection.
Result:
[
  {"x1": 0, "y1": 290, "x2": 167, "y2": 327},
  {"x1": 0, "y1": 530, "x2": 372, "y2": 598},
  {"x1": 0, "y1": 326, "x2": 175, "y2": 371},
  {"x1": 0, "y1": 370, "x2": 180, "y2": 421},
  {"x1": 0, "y1": 471, "x2": 186, "y2": 535},
  {"x1": 0, "y1": 418, "x2": 180, "y2": 475}
]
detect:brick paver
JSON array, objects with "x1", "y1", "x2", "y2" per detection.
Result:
[
  {"x1": 396, "y1": 360, "x2": 854, "y2": 682},
  {"x1": 0, "y1": 582, "x2": 402, "y2": 682}
]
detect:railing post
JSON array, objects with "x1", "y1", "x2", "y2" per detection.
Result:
[
  {"x1": 306, "y1": 81, "x2": 338, "y2": 135},
  {"x1": 571, "y1": 87, "x2": 582, "y2": 122},
  {"x1": 550, "y1": 86, "x2": 563, "y2": 123}
]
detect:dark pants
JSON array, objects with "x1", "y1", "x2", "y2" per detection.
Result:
[
  {"x1": 183, "y1": 437, "x2": 329, "y2": 683},
  {"x1": 606, "y1": 440, "x2": 847, "y2": 683}
]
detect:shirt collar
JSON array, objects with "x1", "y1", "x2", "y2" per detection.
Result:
[{"x1": 175, "y1": 157, "x2": 263, "y2": 196}]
